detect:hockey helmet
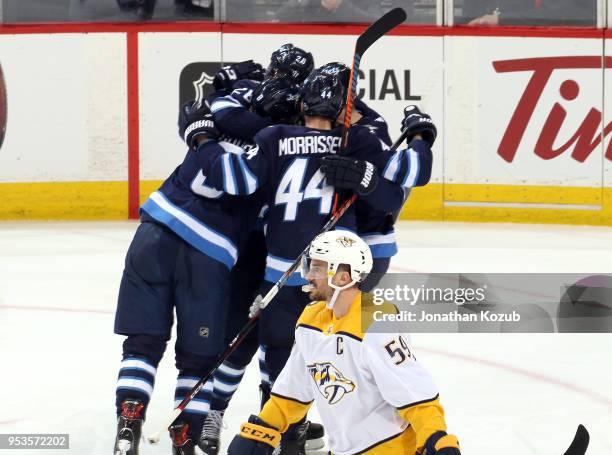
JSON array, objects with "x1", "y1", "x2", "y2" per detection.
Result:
[
  {"x1": 302, "y1": 230, "x2": 373, "y2": 285},
  {"x1": 252, "y1": 77, "x2": 301, "y2": 123},
  {"x1": 267, "y1": 43, "x2": 315, "y2": 84},
  {"x1": 300, "y1": 71, "x2": 346, "y2": 120},
  {"x1": 318, "y1": 62, "x2": 350, "y2": 89}
]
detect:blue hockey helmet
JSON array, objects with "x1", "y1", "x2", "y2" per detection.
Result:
[
  {"x1": 267, "y1": 43, "x2": 315, "y2": 84},
  {"x1": 300, "y1": 70, "x2": 346, "y2": 120},
  {"x1": 252, "y1": 77, "x2": 301, "y2": 123},
  {"x1": 318, "y1": 62, "x2": 351, "y2": 89}
]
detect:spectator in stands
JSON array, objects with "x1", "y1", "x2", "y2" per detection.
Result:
[
  {"x1": 460, "y1": 0, "x2": 596, "y2": 27},
  {"x1": 67, "y1": 0, "x2": 212, "y2": 21},
  {"x1": 275, "y1": 0, "x2": 413, "y2": 23}
]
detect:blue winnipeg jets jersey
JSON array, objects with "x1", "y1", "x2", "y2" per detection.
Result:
[
  {"x1": 140, "y1": 139, "x2": 263, "y2": 271},
  {"x1": 208, "y1": 80, "x2": 271, "y2": 143},
  {"x1": 352, "y1": 98, "x2": 399, "y2": 258},
  {"x1": 196, "y1": 124, "x2": 432, "y2": 286},
  {"x1": 354, "y1": 98, "x2": 392, "y2": 146},
  {"x1": 210, "y1": 84, "x2": 407, "y2": 259}
]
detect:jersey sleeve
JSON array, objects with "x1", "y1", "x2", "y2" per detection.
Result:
[
  {"x1": 362, "y1": 332, "x2": 447, "y2": 451},
  {"x1": 358, "y1": 169, "x2": 406, "y2": 212},
  {"x1": 355, "y1": 99, "x2": 392, "y2": 146},
  {"x1": 345, "y1": 126, "x2": 406, "y2": 212},
  {"x1": 380, "y1": 138, "x2": 433, "y2": 189},
  {"x1": 194, "y1": 138, "x2": 269, "y2": 196},
  {"x1": 209, "y1": 81, "x2": 272, "y2": 142},
  {"x1": 259, "y1": 341, "x2": 314, "y2": 433}
]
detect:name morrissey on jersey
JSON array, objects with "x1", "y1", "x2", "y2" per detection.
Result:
[{"x1": 279, "y1": 135, "x2": 342, "y2": 156}]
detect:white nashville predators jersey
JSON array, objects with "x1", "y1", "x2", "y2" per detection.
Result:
[{"x1": 268, "y1": 293, "x2": 443, "y2": 455}]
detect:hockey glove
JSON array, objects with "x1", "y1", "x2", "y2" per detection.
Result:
[
  {"x1": 213, "y1": 60, "x2": 266, "y2": 92},
  {"x1": 400, "y1": 105, "x2": 437, "y2": 147},
  {"x1": 321, "y1": 155, "x2": 379, "y2": 195},
  {"x1": 178, "y1": 100, "x2": 220, "y2": 148},
  {"x1": 227, "y1": 415, "x2": 281, "y2": 455},
  {"x1": 422, "y1": 431, "x2": 461, "y2": 455}
]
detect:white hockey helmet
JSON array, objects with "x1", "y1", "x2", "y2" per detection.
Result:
[{"x1": 303, "y1": 230, "x2": 373, "y2": 297}]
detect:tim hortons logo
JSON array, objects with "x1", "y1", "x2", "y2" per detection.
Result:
[{"x1": 493, "y1": 56, "x2": 612, "y2": 163}]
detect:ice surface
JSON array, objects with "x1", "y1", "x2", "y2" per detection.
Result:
[{"x1": 0, "y1": 221, "x2": 611, "y2": 454}]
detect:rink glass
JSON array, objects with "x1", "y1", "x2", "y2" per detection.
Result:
[{"x1": 1, "y1": 1, "x2": 599, "y2": 27}]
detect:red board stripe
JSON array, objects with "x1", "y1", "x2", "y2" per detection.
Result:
[
  {"x1": 444, "y1": 25, "x2": 602, "y2": 38},
  {"x1": 0, "y1": 21, "x2": 602, "y2": 39},
  {"x1": 127, "y1": 31, "x2": 140, "y2": 220},
  {"x1": 220, "y1": 22, "x2": 445, "y2": 36}
]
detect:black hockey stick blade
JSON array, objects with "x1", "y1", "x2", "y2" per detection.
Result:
[
  {"x1": 355, "y1": 7, "x2": 407, "y2": 57},
  {"x1": 564, "y1": 425, "x2": 589, "y2": 455}
]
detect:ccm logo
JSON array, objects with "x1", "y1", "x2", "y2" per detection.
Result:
[{"x1": 240, "y1": 427, "x2": 278, "y2": 442}]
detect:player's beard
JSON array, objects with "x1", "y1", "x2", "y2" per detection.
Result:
[{"x1": 306, "y1": 280, "x2": 329, "y2": 301}]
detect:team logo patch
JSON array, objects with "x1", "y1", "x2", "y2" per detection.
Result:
[
  {"x1": 336, "y1": 236, "x2": 356, "y2": 248},
  {"x1": 307, "y1": 362, "x2": 355, "y2": 405}
]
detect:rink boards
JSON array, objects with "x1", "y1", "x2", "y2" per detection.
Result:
[{"x1": 0, "y1": 24, "x2": 610, "y2": 225}]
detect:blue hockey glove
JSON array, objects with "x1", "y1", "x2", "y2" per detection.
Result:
[
  {"x1": 400, "y1": 105, "x2": 437, "y2": 147},
  {"x1": 213, "y1": 60, "x2": 265, "y2": 91}
]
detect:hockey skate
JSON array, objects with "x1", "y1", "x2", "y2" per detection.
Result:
[
  {"x1": 305, "y1": 422, "x2": 325, "y2": 451},
  {"x1": 198, "y1": 410, "x2": 225, "y2": 455},
  {"x1": 278, "y1": 420, "x2": 309, "y2": 455},
  {"x1": 169, "y1": 421, "x2": 196, "y2": 455},
  {"x1": 113, "y1": 399, "x2": 144, "y2": 455}
]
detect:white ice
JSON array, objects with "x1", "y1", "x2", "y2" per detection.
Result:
[{"x1": 0, "y1": 220, "x2": 611, "y2": 454}]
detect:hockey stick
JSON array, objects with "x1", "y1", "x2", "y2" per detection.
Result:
[
  {"x1": 332, "y1": 7, "x2": 407, "y2": 215},
  {"x1": 147, "y1": 11, "x2": 407, "y2": 444},
  {"x1": 146, "y1": 130, "x2": 409, "y2": 445},
  {"x1": 564, "y1": 425, "x2": 589, "y2": 455}
]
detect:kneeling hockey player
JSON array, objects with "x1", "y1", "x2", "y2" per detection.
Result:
[{"x1": 228, "y1": 230, "x2": 461, "y2": 455}]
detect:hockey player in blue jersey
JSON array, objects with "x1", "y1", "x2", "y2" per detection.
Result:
[
  {"x1": 201, "y1": 58, "x2": 394, "y2": 454},
  {"x1": 208, "y1": 44, "x2": 313, "y2": 143},
  {"x1": 202, "y1": 75, "x2": 305, "y2": 455},
  {"x1": 315, "y1": 62, "x2": 438, "y2": 293},
  {"x1": 196, "y1": 47, "x2": 319, "y2": 455},
  {"x1": 111, "y1": 68, "x2": 300, "y2": 455},
  {"x1": 194, "y1": 70, "x2": 433, "y2": 453}
]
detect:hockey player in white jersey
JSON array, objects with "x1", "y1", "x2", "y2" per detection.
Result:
[{"x1": 228, "y1": 230, "x2": 461, "y2": 455}]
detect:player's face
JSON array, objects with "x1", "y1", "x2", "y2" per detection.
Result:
[{"x1": 305, "y1": 259, "x2": 332, "y2": 301}]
